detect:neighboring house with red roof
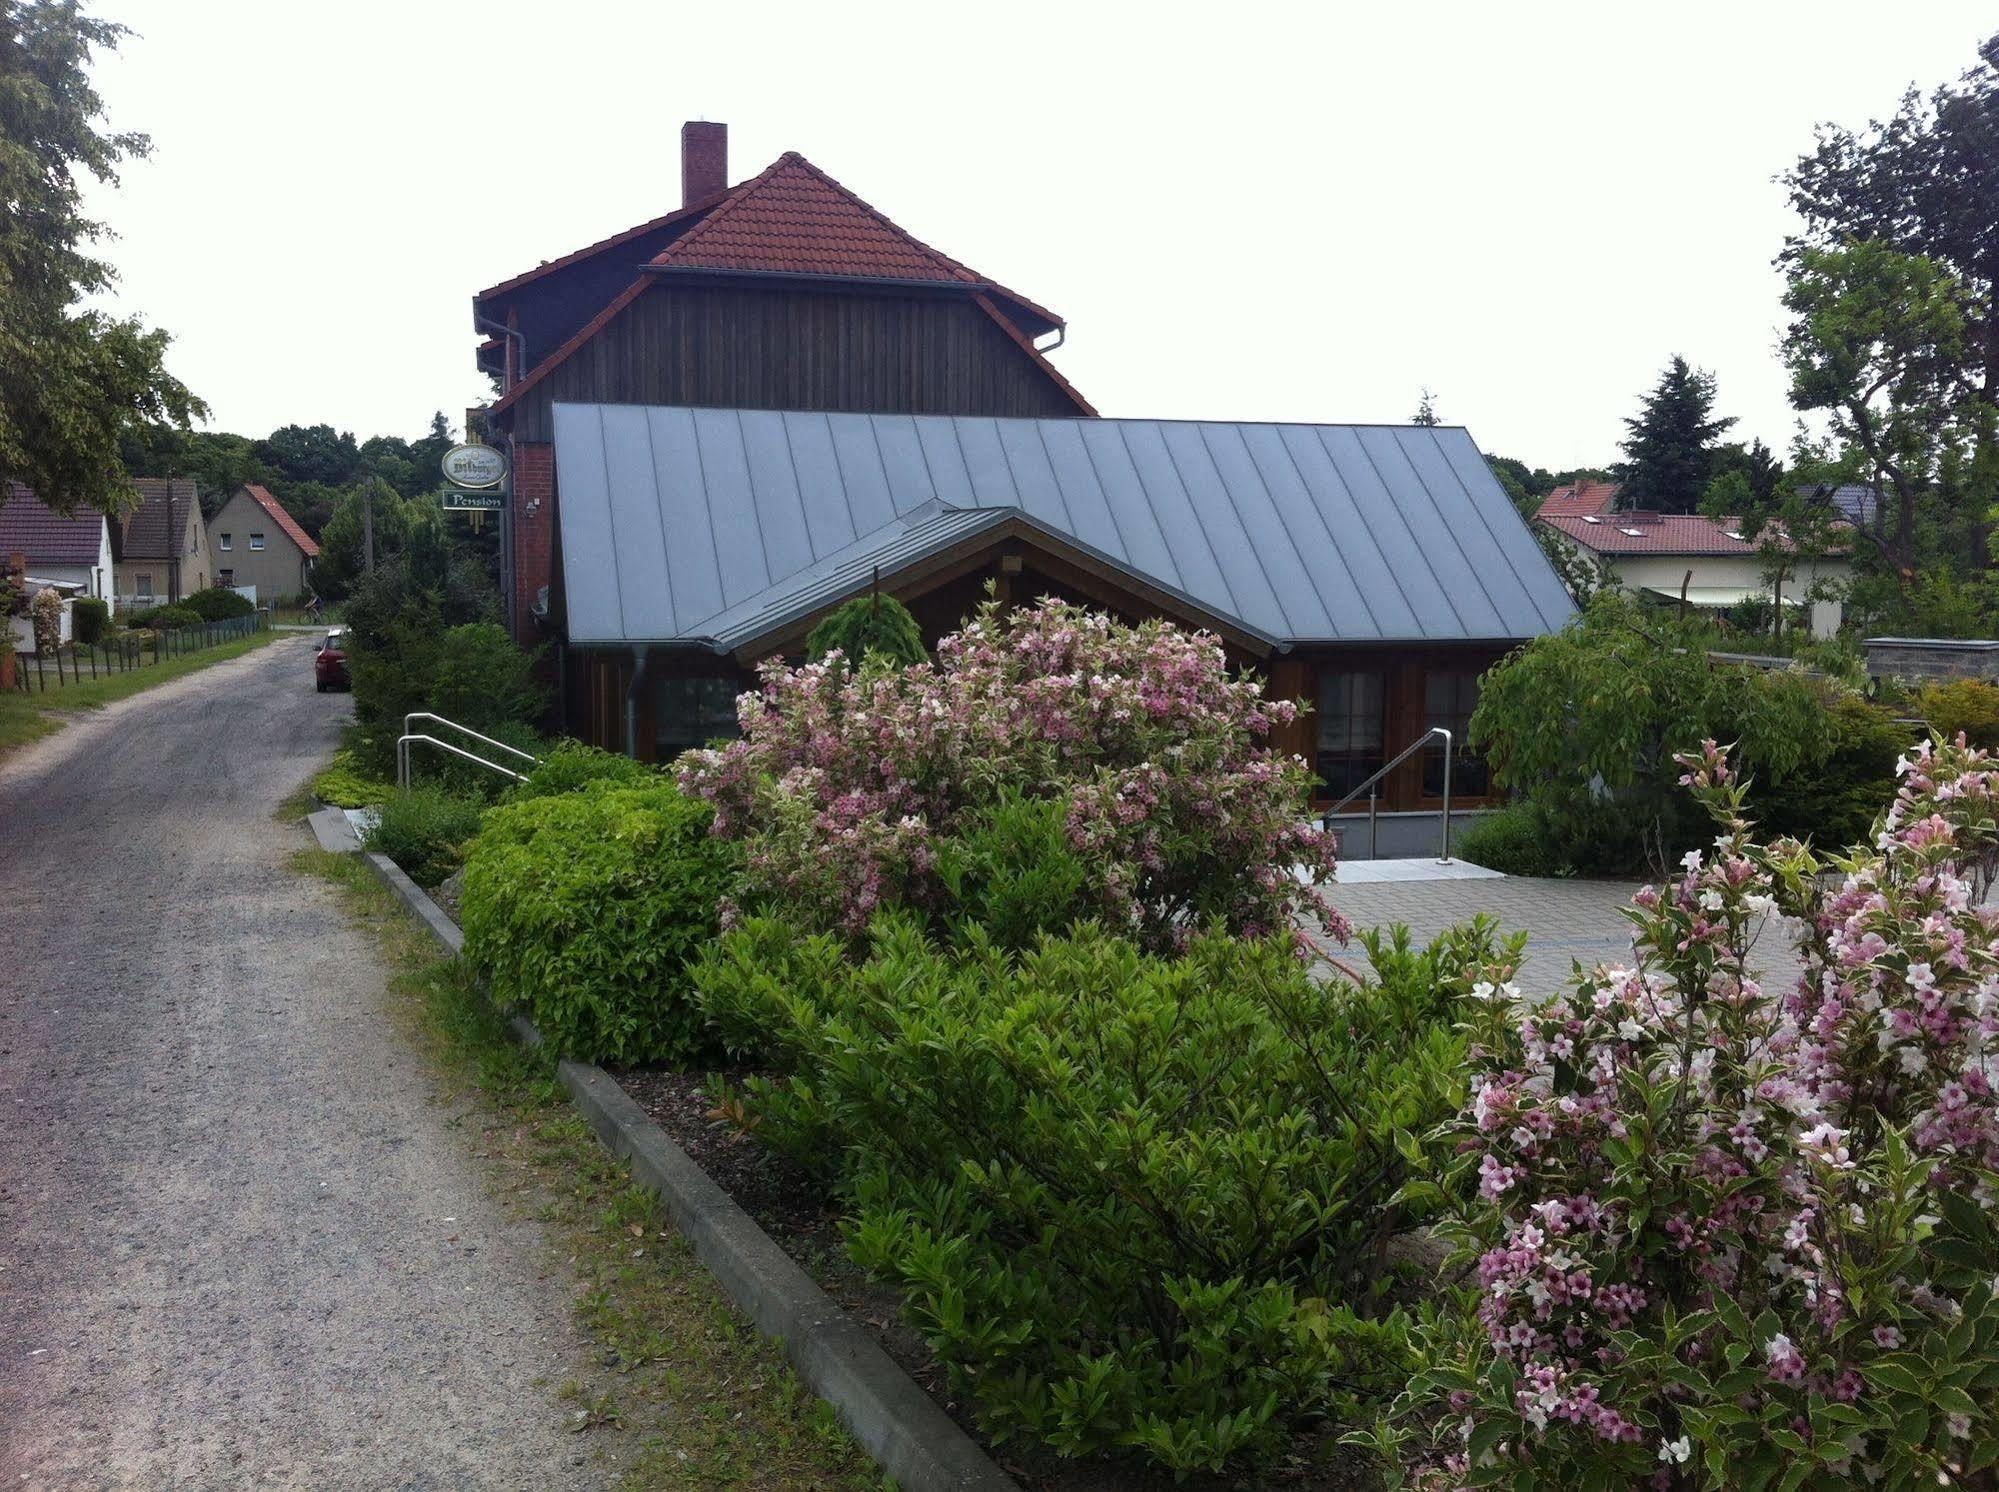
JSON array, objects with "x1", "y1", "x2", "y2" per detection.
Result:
[
  {"x1": 206, "y1": 484, "x2": 319, "y2": 602},
  {"x1": 1534, "y1": 481, "x2": 1850, "y2": 637},
  {"x1": 112, "y1": 478, "x2": 211, "y2": 607},
  {"x1": 0, "y1": 483, "x2": 116, "y2": 617},
  {"x1": 475, "y1": 121, "x2": 1093, "y2": 639}
]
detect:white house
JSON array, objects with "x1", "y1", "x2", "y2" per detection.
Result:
[
  {"x1": 1536, "y1": 480, "x2": 1849, "y2": 639},
  {"x1": 2, "y1": 484, "x2": 116, "y2": 652}
]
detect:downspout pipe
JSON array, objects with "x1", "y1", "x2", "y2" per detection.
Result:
[{"x1": 625, "y1": 645, "x2": 650, "y2": 760}]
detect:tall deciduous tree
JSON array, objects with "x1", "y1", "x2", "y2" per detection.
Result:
[
  {"x1": 0, "y1": 2, "x2": 202, "y2": 514},
  {"x1": 1781, "y1": 241, "x2": 1990, "y2": 592},
  {"x1": 1613, "y1": 357, "x2": 1736, "y2": 513},
  {"x1": 1785, "y1": 35, "x2": 1999, "y2": 414}
]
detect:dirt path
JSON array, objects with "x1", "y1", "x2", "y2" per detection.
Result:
[{"x1": 0, "y1": 637, "x2": 605, "y2": 1489}]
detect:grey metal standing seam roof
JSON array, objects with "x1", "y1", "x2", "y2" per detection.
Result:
[{"x1": 551, "y1": 403, "x2": 1577, "y2": 652}]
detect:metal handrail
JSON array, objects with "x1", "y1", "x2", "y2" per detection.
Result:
[
  {"x1": 403, "y1": 712, "x2": 541, "y2": 766},
  {"x1": 1317, "y1": 726, "x2": 1455, "y2": 864},
  {"x1": 397, "y1": 733, "x2": 533, "y2": 790}
]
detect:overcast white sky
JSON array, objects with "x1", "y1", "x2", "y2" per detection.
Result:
[{"x1": 79, "y1": 1, "x2": 1993, "y2": 470}]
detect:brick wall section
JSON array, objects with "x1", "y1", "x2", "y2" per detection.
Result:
[{"x1": 512, "y1": 442, "x2": 554, "y2": 637}]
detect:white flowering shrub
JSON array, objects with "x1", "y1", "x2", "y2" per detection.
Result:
[{"x1": 1367, "y1": 737, "x2": 1999, "y2": 1490}]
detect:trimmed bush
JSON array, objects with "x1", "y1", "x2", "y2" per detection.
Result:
[
  {"x1": 181, "y1": 585, "x2": 254, "y2": 621},
  {"x1": 71, "y1": 597, "x2": 108, "y2": 645},
  {"x1": 460, "y1": 780, "x2": 733, "y2": 1064},
  {"x1": 695, "y1": 914, "x2": 1508, "y2": 1477},
  {"x1": 1915, "y1": 677, "x2": 1999, "y2": 752},
  {"x1": 1454, "y1": 802, "x2": 1567, "y2": 877},
  {"x1": 508, "y1": 740, "x2": 658, "y2": 802},
  {"x1": 126, "y1": 603, "x2": 200, "y2": 629},
  {"x1": 363, "y1": 786, "x2": 485, "y2": 888}
]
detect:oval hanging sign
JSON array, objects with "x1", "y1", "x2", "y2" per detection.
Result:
[{"x1": 441, "y1": 442, "x2": 508, "y2": 489}]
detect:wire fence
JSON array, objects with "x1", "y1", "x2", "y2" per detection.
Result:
[{"x1": 9, "y1": 610, "x2": 268, "y2": 694}]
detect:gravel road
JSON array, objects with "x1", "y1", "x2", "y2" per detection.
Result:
[{"x1": 0, "y1": 636, "x2": 605, "y2": 1490}]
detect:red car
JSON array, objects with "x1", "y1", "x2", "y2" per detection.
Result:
[{"x1": 314, "y1": 627, "x2": 350, "y2": 692}]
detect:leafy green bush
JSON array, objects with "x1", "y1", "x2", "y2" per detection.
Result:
[
  {"x1": 126, "y1": 603, "x2": 200, "y2": 629},
  {"x1": 1472, "y1": 592, "x2": 1864, "y2": 874},
  {"x1": 364, "y1": 786, "x2": 486, "y2": 887},
  {"x1": 695, "y1": 914, "x2": 1509, "y2": 1477},
  {"x1": 1454, "y1": 802, "x2": 1567, "y2": 877},
  {"x1": 312, "y1": 746, "x2": 394, "y2": 809},
  {"x1": 1753, "y1": 689, "x2": 1909, "y2": 847},
  {"x1": 508, "y1": 740, "x2": 658, "y2": 801},
  {"x1": 931, "y1": 792, "x2": 1093, "y2": 950},
  {"x1": 180, "y1": 585, "x2": 254, "y2": 620},
  {"x1": 460, "y1": 780, "x2": 733, "y2": 1064},
  {"x1": 1914, "y1": 677, "x2": 1999, "y2": 751},
  {"x1": 349, "y1": 621, "x2": 544, "y2": 779},
  {"x1": 71, "y1": 597, "x2": 108, "y2": 644},
  {"x1": 805, "y1": 591, "x2": 927, "y2": 667}
]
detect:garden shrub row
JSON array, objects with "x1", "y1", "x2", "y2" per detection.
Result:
[{"x1": 695, "y1": 913, "x2": 1504, "y2": 1476}]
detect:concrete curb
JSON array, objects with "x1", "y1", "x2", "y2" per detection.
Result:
[
  {"x1": 355, "y1": 849, "x2": 1015, "y2": 1492},
  {"x1": 307, "y1": 806, "x2": 361, "y2": 854}
]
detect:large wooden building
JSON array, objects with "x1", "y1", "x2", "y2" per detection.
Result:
[{"x1": 472, "y1": 123, "x2": 1572, "y2": 829}]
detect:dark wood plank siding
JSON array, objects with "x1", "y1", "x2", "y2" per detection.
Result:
[{"x1": 510, "y1": 281, "x2": 1080, "y2": 439}]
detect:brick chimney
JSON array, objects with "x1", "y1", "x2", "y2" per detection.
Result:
[{"x1": 681, "y1": 121, "x2": 727, "y2": 206}]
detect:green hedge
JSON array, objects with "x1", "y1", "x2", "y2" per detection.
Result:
[
  {"x1": 71, "y1": 597, "x2": 108, "y2": 645},
  {"x1": 694, "y1": 914, "x2": 1505, "y2": 1477},
  {"x1": 125, "y1": 603, "x2": 200, "y2": 629},
  {"x1": 460, "y1": 780, "x2": 733, "y2": 1064},
  {"x1": 181, "y1": 586, "x2": 255, "y2": 620},
  {"x1": 364, "y1": 787, "x2": 486, "y2": 888},
  {"x1": 507, "y1": 740, "x2": 658, "y2": 801}
]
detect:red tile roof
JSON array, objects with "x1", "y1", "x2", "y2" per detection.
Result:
[
  {"x1": 0, "y1": 484, "x2": 108, "y2": 566},
  {"x1": 1536, "y1": 480, "x2": 1619, "y2": 519},
  {"x1": 239, "y1": 484, "x2": 319, "y2": 558},
  {"x1": 649, "y1": 153, "x2": 1059, "y2": 328},
  {"x1": 1539, "y1": 510, "x2": 1831, "y2": 557}
]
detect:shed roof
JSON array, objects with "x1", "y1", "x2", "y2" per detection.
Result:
[
  {"x1": 1537, "y1": 511, "x2": 1840, "y2": 557},
  {"x1": 552, "y1": 404, "x2": 1576, "y2": 652},
  {"x1": 0, "y1": 485, "x2": 107, "y2": 566}
]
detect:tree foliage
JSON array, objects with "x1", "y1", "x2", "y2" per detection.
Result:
[
  {"x1": 1469, "y1": 593, "x2": 1885, "y2": 872},
  {"x1": 804, "y1": 590, "x2": 927, "y2": 668},
  {"x1": 1613, "y1": 356, "x2": 1736, "y2": 513},
  {"x1": 0, "y1": 2, "x2": 203, "y2": 516}
]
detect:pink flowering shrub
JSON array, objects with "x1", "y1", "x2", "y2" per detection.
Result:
[
  {"x1": 1369, "y1": 737, "x2": 1999, "y2": 1490},
  {"x1": 676, "y1": 597, "x2": 1343, "y2": 951}
]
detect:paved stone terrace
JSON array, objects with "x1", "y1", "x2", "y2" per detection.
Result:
[{"x1": 1319, "y1": 872, "x2": 1810, "y2": 994}]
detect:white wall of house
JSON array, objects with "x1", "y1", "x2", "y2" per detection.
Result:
[{"x1": 1604, "y1": 553, "x2": 1850, "y2": 639}]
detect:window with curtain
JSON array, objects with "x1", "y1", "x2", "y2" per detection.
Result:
[
  {"x1": 1316, "y1": 669, "x2": 1387, "y2": 801},
  {"x1": 1422, "y1": 667, "x2": 1490, "y2": 796},
  {"x1": 655, "y1": 675, "x2": 743, "y2": 758}
]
